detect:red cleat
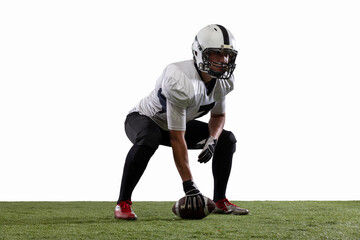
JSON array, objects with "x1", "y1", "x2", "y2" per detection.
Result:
[
  {"x1": 213, "y1": 198, "x2": 249, "y2": 215},
  {"x1": 114, "y1": 200, "x2": 137, "y2": 220}
]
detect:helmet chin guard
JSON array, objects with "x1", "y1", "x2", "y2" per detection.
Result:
[{"x1": 192, "y1": 24, "x2": 237, "y2": 79}]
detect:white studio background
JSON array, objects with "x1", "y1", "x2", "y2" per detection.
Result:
[{"x1": 0, "y1": 0, "x2": 359, "y2": 201}]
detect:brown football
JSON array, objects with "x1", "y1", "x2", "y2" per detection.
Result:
[{"x1": 172, "y1": 195, "x2": 215, "y2": 219}]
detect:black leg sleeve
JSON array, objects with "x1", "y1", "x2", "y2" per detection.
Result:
[
  {"x1": 118, "y1": 144, "x2": 156, "y2": 202},
  {"x1": 117, "y1": 112, "x2": 163, "y2": 203},
  {"x1": 212, "y1": 130, "x2": 237, "y2": 202}
]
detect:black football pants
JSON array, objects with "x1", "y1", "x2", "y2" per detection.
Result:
[{"x1": 117, "y1": 112, "x2": 237, "y2": 203}]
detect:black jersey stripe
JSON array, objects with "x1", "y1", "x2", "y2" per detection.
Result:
[{"x1": 216, "y1": 24, "x2": 230, "y2": 45}]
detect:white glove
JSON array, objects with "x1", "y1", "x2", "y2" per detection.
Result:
[{"x1": 196, "y1": 136, "x2": 217, "y2": 163}]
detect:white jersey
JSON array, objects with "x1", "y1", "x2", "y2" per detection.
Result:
[{"x1": 130, "y1": 60, "x2": 234, "y2": 131}]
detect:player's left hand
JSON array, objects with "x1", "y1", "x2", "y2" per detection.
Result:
[{"x1": 196, "y1": 136, "x2": 217, "y2": 163}]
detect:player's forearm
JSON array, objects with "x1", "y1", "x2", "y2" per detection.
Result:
[
  {"x1": 209, "y1": 113, "x2": 225, "y2": 139},
  {"x1": 169, "y1": 130, "x2": 193, "y2": 182}
]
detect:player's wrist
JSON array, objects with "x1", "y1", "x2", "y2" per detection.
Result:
[
  {"x1": 183, "y1": 180, "x2": 200, "y2": 195},
  {"x1": 209, "y1": 135, "x2": 217, "y2": 140},
  {"x1": 209, "y1": 136, "x2": 218, "y2": 144}
]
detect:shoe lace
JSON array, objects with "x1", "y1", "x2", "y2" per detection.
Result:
[
  {"x1": 119, "y1": 200, "x2": 133, "y2": 212},
  {"x1": 217, "y1": 198, "x2": 239, "y2": 209},
  {"x1": 223, "y1": 198, "x2": 239, "y2": 207}
]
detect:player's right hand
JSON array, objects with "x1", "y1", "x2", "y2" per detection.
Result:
[
  {"x1": 184, "y1": 193, "x2": 205, "y2": 211},
  {"x1": 183, "y1": 180, "x2": 205, "y2": 210}
]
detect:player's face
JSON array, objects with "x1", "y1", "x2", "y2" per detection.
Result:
[
  {"x1": 209, "y1": 51, "x2": 229, "y2": 63},
  {"x1": 208, "y1": 50, "x2": 230, "y2": 73}
]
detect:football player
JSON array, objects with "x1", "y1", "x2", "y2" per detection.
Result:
[{"x1": 115, "y1": 24, "x2": 249, "y2": 220}]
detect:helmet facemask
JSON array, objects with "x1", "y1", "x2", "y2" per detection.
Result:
[{"x1": 201, "y1": 48, "x2": 237, "y2": 79}]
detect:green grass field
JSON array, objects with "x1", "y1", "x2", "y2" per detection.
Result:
[{"x1": 0, "y1": 201, "x2": 359, "y2": 239}]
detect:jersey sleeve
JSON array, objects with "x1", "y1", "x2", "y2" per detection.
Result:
[
  {"x1": 166, "y1": 100, "x2": 186, "y2": 131},
  {"x1": 161, "y1": 71, "x2": 194, "y2": 131},
  {"x1": 211, "y1": 97, "x2": 226, "y2": 114},
  {"x1": 162, "y1": 76, "x2": 189, "y2": 131},
  {"x1": 161, "y1": 65, "x2": 195, "y2": 131},
  {"x1": 162, "y1": 76, "x2": 192, "y2": 109}
]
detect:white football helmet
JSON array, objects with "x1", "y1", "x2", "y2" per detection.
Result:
[{"x1": 192, "y1": 24, "x2": 237, "y2": 79}]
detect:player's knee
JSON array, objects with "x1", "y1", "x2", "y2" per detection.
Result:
[
  {"x1": 129, "y1": 123, "x2": 162, "y2": 151},
  {"x1": 218, "y1": 130, "x2": 237, "y2": 153},
  {"x1": 135, "y1": 134, "x2": 161, "y2": 151},
  {"x1": 219, "y1": 130, "x2": 237, "y2": 144}
]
